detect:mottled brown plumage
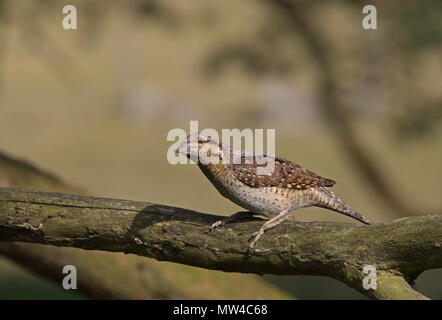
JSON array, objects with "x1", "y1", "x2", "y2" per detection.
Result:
[
  {"x1": 177, "y1": 132, "x2": 372, "y2": 253},
  {"x1": 230, "y1": 153, "x2": 336, "y2": 189}
]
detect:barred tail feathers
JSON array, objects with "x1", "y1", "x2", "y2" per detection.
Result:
[{"x1": 312, "y1": 187, "x2": 372, "y2": 225}]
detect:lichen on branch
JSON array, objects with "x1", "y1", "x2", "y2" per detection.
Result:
[{"x1": 0, "y1": 187, "x2": 440, "y2": 299}]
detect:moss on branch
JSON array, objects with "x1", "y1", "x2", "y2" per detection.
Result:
[{"x1": 0, "y1": 187, "x2": 440, "y2": 299}]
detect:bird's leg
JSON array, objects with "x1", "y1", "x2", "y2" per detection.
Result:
[
  {"x1": 248, "y1": 210, "x2": 289, "y2": 254},
  {"x1": 211, "y1": 211, "x2": 255, "y2": 230}
]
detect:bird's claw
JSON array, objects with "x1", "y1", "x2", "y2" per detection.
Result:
[
  {"x1": 210, "y1": 220, "x2": 225, "y2": 231},
  {"x1": 247, "y1": 231, "x2": 260, "y2": 254},
  {"x1": 248, "y1": 231, "x2": 259, "y2": 241}
]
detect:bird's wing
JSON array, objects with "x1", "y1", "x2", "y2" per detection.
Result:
[{"x1": 229, "y1": 152, "x2": 336, "y2": 189}]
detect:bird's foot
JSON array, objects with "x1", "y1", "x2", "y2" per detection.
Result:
[
  {"x1": 247, "y1": 210, "x2": 290, "y2": 255},
  {"x1": 247, "y1": 230, "x2": 263, "y2": 254},
  {"x1": 248, "y1": 231, "x2": 259, "y2": 241},
  {"x1": 248, "y1": 244, "x2": 255, "y2": 255},
  {"x1": 210, "y1": 211, "x2": 255, "y2": 231},
  {"x1": 210, "y1": 220, "x2": 225, "y2": 230}
]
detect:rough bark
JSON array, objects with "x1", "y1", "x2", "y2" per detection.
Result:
[
  {"x1": 1, "y1": 187, "x2": 440, "y2": 299},
  {"x1": 0, "y1": 152, "x2": 290, "y2": 299}
]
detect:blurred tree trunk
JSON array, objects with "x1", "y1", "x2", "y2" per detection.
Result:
[{"x1": 265, "y1": 0, "x2": 417, "y2": 218}]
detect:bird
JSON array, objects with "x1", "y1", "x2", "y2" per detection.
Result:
[{"x1": 176, "y1": 132, "x2": 372, "y2": 253}]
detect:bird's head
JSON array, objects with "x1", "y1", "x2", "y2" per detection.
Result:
[{"x1": 175, "y1": 132, "x2": 225, "y2": 165}]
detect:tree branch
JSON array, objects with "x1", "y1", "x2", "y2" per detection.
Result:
[
  {"x1": 0, "y1": 152, "x2": 289, "y2": 299},
  {"x1": 374, "y1": 273, "x2": 429, "y2": 300},
  {"x1": 0, "y1": 187, "x2": 439, "y2": 299}
]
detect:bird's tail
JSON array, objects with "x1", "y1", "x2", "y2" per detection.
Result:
[{"x1": 312, "y1": 187, "x2": 372, "y2": 225}]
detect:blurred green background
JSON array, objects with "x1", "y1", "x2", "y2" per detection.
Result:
[{"x1": 0, "y1": 0, "x2": 441, "y2": 299}]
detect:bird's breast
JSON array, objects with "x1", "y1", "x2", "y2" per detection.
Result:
[{"x1": 198, "y1": 164, "x2": 313, "y2": 217}]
